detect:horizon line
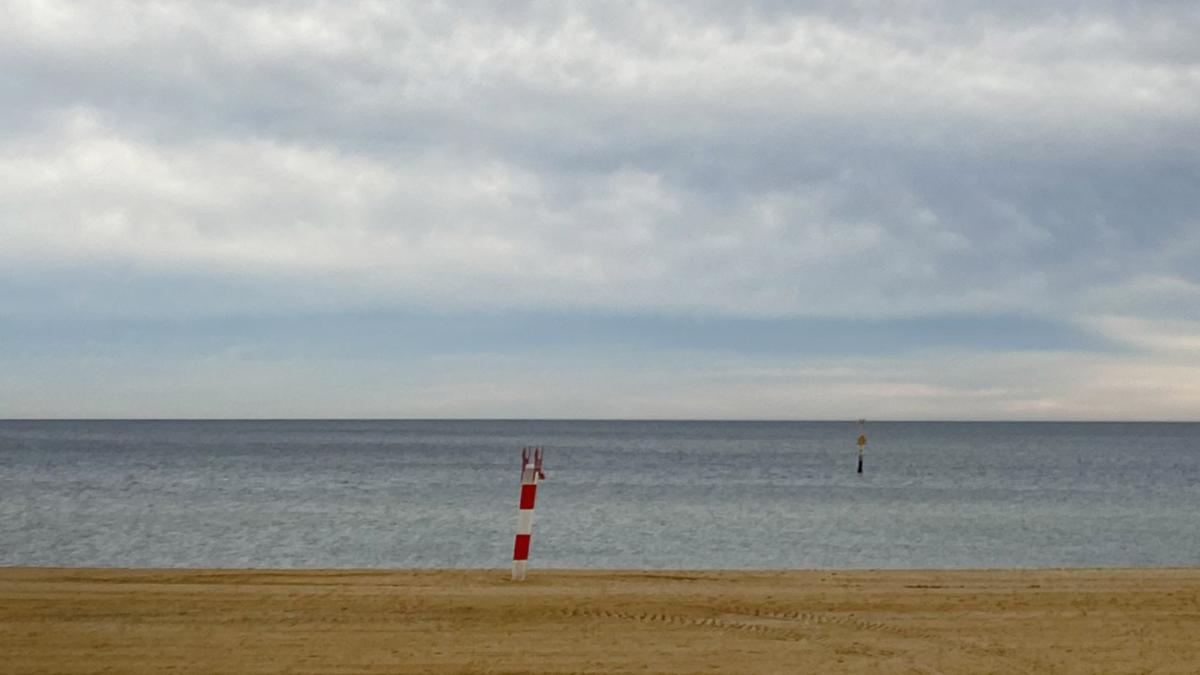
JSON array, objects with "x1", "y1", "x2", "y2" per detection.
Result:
[{"x1": 2, "y1": 417, "x2": 1197, "y2": 424}]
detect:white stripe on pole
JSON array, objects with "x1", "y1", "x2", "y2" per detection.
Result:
[{"x1": 517, "y1": 509, "x2": 534, "y2": 535}]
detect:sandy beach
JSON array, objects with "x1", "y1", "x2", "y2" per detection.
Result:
[{"x1": 2, "y1": 567, "x2": 1198, "y2": 674}]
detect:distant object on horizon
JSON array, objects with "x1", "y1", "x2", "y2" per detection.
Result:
[{"x1": 857, "y1": 419, "x2": 867, "y2": 475}]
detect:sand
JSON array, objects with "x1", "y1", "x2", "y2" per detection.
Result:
[{"x1": 2, "y1": 567, "x2": 1199, "y2": 674}]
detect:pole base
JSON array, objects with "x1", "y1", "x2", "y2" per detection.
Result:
[{"x1": 511, "y1": 561, "x2": 527, "y2": 581}]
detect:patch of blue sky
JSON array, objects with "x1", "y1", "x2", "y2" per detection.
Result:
[{"x1": 0, "y1": 310, "x2": 1111, "y2": 363}]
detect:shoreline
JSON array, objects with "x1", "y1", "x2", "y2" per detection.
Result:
[
  {"x1": 5, "y1": 563, "x2": 1198, "y2": 570},
  {"x1": 4, "y1": 567, "x2": 1199, "y2": 673}
]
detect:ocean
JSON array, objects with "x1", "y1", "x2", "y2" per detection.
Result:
[{"x1": 1, "y1": 420, "x2": 1197, "y2": 569}]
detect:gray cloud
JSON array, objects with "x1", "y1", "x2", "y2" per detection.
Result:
[{"x1": 4, "y1": 2, "x2": 1197, "y2": 321}]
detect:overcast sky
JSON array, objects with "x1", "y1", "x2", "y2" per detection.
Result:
[{"x1": 2, "y1": 1, "x2": 1198, "y2": 419}]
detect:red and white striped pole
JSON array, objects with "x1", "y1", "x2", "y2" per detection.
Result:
[{"x1": 512, "y1": 446, "x2": 546, "y2": 581}]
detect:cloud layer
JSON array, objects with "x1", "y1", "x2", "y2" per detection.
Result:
[{"x1": 2, "y1": 1, "x2": 1198, "y2": 417}]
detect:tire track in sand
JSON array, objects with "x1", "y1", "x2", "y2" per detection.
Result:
[
  {"x1": 557, "y1": 605, "x2": 1044, "y2": 673},
  {"x1": 557, "y1": 605, "x2": 915, "y2": 642}
]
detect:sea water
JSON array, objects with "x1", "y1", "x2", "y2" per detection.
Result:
[{"x1": 1, "y1": 420, "x2": 1197, "y2": 569}]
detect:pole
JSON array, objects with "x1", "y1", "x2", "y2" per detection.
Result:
[
  {"x1": 857, "y1": 419, "x2": 867, "y2": 475},
  {"x1": 512, "y1": 446, "x2": 545, "y2": 581}
]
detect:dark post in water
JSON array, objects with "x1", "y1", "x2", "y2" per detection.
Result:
[{"x1": 856, "y1": 419, "x2": 867, "y2": 475}]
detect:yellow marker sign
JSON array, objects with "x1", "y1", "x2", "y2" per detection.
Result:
[{"x1": 857, "y1": 434, "x2": 867, "y2": 447}]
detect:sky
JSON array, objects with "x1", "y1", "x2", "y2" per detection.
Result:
[{"x1": 2, "y1": 1, "x2": 1199, "y2": 420}]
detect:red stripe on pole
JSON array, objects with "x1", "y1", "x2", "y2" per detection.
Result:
[
  {"x1": 513, "y1": 534, "x2": 531, "y2": 561},
  {"x1": 519, "y1": 484, "x2": 538, "y2": 510}
]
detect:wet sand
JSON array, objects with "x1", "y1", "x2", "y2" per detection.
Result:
[{"x1": 2, "y1": 567, "x2": 1198, "y2": 673}]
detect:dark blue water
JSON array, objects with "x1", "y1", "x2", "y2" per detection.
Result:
[{"x1": 1, "y1": 420, "x2": 1197, "y2": 569}]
